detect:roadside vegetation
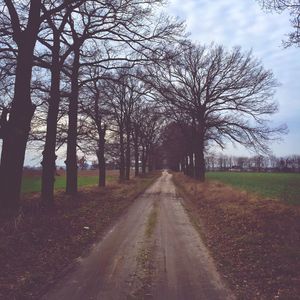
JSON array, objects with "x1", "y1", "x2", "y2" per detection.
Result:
[
  {"x1": 173, "y1": 172, "x2": 300, "y2": 300},
  {"x1": 21, "y1": 170, "x2": 119, "y2": 194},
  {"x1": 0, "y1": 172, "x2": 160, "y2": 299},
  {"x1": 207, "y1": 171, "x2": 300, "y2": 204}
]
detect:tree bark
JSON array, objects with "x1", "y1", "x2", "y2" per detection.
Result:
[
  {"x1": 97, "y1": 128, "x2": 106, "y2": 187},
  {"x1": 134, "y1": 139, "x2": 139, "y2": 176},
  {"x1": 141, "y1": 145, "x2": 147, "y2": 174},
  {"x1": 0, "y1": 108, "x2": 8, "y2": 138},
  {"x1": 0, "y1": 28, "x2": 39, "y2": 213},
  {"x1": 41, "y1": 33, "x2": 60, "y2": 206},
  {"x1": 125, "y1": 129, "x2": 131, "y2": 180},
  {"x1": 189, "y1": 152, "x2": 195, "y2": 178},
  {"x1": 148, "y1": 148, "x2": 153, "y2": 172},
  {"x1": 194, "y1": 140, "x2": 205, "y2": 181},
  {"x1": 119, "y1": 128, "x2": 125, "y2": 181},
  {"x1": 66, "y1": 47, "x2": 80, "y2": 195},
  {"x1": 181, "y1": 157, "x2": 185, "y2": 174}
]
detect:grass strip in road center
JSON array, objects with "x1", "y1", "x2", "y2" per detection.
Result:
[
  {"x1": 145, "y1": 203, "x2": 158, "y2": 238},
  {"x1": 133, "y1": 202, "x2": 159, "y2": 298}
]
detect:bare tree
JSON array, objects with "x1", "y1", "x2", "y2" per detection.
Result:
[
  {"x1": 0, "y1": 0, "x2": 183, "y2": 212},
  {"x1": 78, "y1": 70, "x2": 110, "y2": 187},
  {"x1": 138, "y1": 105, "x2": 163, "y2": 173},
  {"x1": 0, "y1": 0, "x2": 80, "y2": 213},
  {"x1": 131, "y1": 104, "x2": 144, "y2": 176},
  {"x1": 63, "y1": 0, "x2": 183, "y2": 193},
  {"x1": 36, "y1": 1, "x2": 81, "y2": 206},
  {"x1": 103, "y1": 68, "x2": 148, "y2": 180},
  {"x1": 161, "y1": 122, "x2": 188, "y2": 172},
  {"x1": 146, "y1": 43, "x2": 287, "y2": 181}
]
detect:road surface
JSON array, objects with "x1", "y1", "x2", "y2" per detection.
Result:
[{"x1": 43, "y1": 171, "x2": 234, "y2": 300}]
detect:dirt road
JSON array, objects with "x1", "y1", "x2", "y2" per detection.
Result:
[{"x1": 43, "y1": 171, "x2": 234, "y2": 300}]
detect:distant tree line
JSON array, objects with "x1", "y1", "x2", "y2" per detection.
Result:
[{"x1": 205, "y1": 154, "x2": 300, "y2": 173}]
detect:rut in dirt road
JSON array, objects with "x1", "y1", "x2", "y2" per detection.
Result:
[{"x1": 43, "y1": 171, "x2": 235, "y2": 300}]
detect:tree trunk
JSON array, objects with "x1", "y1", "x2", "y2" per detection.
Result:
[
  {"x1": 125, "y1": 129, "x2": 131, "y2": 180},
  {"x1": 0, "y1": 108, "x2": 8, "y2": 138},
  {"x1": 0, "y1": 37, "x2": 38, "y2": 214},
  {"x1": 97, "y1": 129, "x2": 106, "y2": 187},
  {"x1": 41, "y1": 34, "x2": 60, "y2": 206},
  {"x1": 0, "y1": 105, "x2": 35, "y2": 213},
  {"x1": 183, "y1": 156, "x2": 188, "y2": 175},
  {"x1": 181, "y1": 158, "x2": 185, "y2": 174},
  {"x1": 119, "y1": 128, "x2": 125, "y2": 181},
  {"x1": 134, "y1": 139, "x2": 139, "y2": 177},
  {"x1": 141, "y1": 145, "x2": 146, "y2": 174},
  {"x1": 66, "y1": 47, "x2": 80, "y2": 195},
  {"x1": 194, "y1": 141, "x2": 205, "y2": 181},
  {"x1": 132, "y1": 125, "x2": 139, "y2": 176},
  {"x1": 189, "y1": 152, "x2": 195, "y2": 178},
  {"x1": 148, "y1": 149, "x2": 153, "y2": 172}
]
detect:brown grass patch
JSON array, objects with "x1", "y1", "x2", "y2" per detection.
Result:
[{"x1": 173, "y1": 172, "x2": 300, "y2": 300}]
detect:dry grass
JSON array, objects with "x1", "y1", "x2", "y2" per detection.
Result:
[
  {"x1": 145, "y1": 202, "x2": 158, "y2": 238},
  {"x1": 0, "y1": 172, "x2": 160, "y2": 299},
  {"x1": 173, "y1": 172, "x2": 300, "y2": 300}
]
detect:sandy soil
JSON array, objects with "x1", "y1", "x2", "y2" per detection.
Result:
[{"x1": 42, "y1": 171, "x2": 234, "y2": 300}]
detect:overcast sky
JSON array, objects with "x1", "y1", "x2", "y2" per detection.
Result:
[{"x1": 164, "y1": 0, "x2": 300, "y2": 157}]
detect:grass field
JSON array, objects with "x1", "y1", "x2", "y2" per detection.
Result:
[
  {"x1": 21, "y1": 170, "x2": 118, "y2": 194},
  {"x1": 207, "y1": 171, "x2": 300, "y2": 204}
]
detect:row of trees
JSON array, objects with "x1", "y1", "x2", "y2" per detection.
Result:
[
  {"x1": 77, "y1": 70, "x2": 164, "y2": 185},
  {"x1": 0, "y1": 0, "x2": 183, "y2": 214},
  {"x1": 157, "y1": 44, "x2": 286, "y2": 180},
  {"x1": 0, "y1": 0, "x2": 289, "y2": 215},
  {"x1": 205, "y1": 154, "x2": 300, "y2": 172},
  {"x1": 158, "y1": 0, "x2": 300, "y2": 178}
]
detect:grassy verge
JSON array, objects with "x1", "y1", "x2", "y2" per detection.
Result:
[
  {"x1": 21, "y1": 170, "x2": 119, "y2": 194},
  {"x1": 173, "y1": 172, "x2": 300, "y2": 300},
  {"x1": 207, "y1": 171, "x2": 300, "y2": 204},
  {"x1": 0, "y1": 171, "x2": 160, "y2": 299}
]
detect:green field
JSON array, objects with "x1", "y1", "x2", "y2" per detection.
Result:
[
  {"x1": 21, "y1": 171, "x2": 117, "y2": 194},
  {"x1": 207, "y1": 171, "x2": 300, "y2": 204}
]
